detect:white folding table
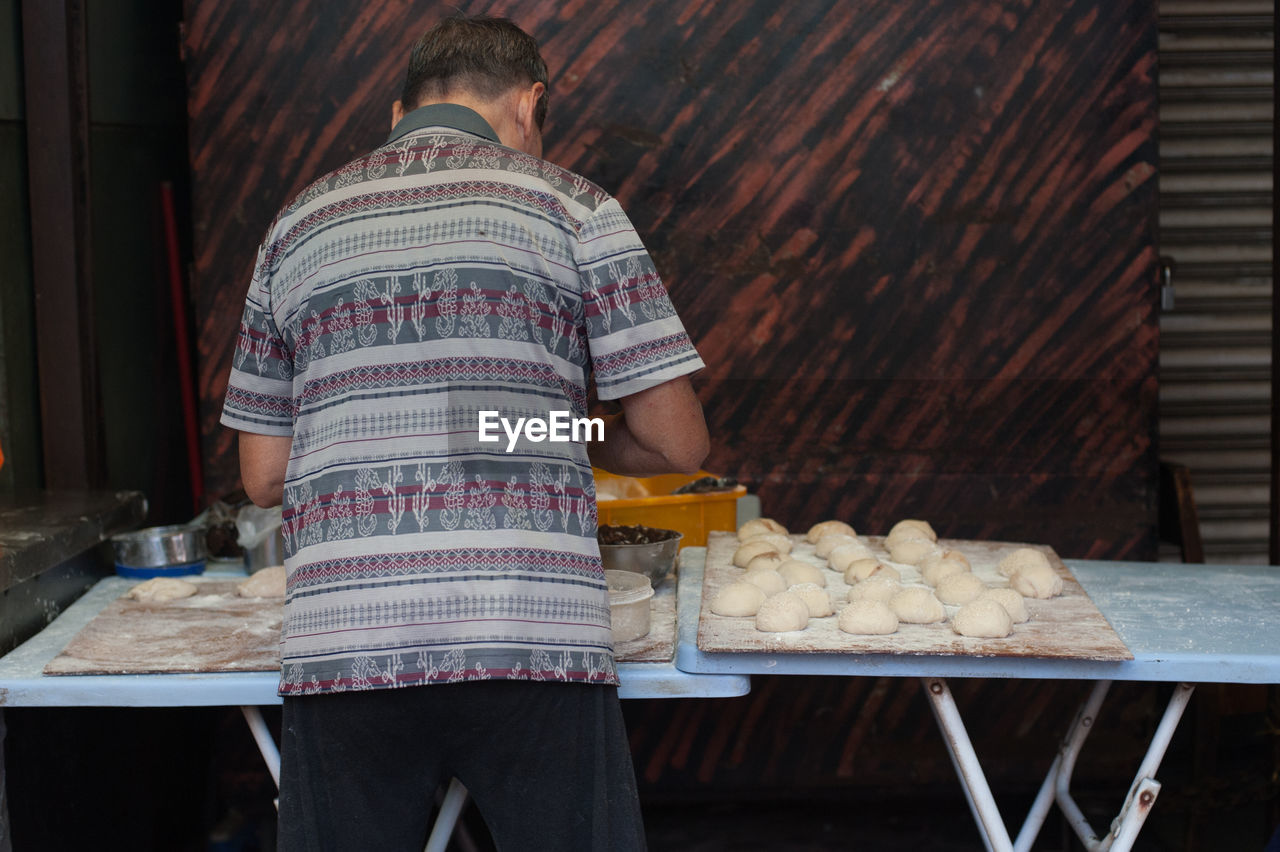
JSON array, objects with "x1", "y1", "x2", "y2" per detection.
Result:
[
  {"x1": 675, "y1": 551, "x2": 1280, "y2": 852},
  {"x1": 0, "y1": 574, "x2": 750, "y2": 849}
]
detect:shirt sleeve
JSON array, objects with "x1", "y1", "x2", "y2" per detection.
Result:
[
  {"x1": 575, "y1": 199, "x2": 705, "y2": 400},
  {"x1": 220, "y1": 234, "x2": 295, "y2": 436}
]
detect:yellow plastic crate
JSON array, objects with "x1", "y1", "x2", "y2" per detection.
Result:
[{"x1": 594, "y1": 469, "x2": 746, "y2": 549}]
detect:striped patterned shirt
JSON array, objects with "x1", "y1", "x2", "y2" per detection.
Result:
[{"x1": 221, "y1": 104, "x2": 703, "y2": 695}]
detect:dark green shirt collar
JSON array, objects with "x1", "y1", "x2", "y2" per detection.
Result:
[{"x1": 385, "y1": 103, "x2": 501, "y2": 146}]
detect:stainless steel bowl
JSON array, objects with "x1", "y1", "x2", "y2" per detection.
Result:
[
  {"x1": 244, "y1": 526, "x2": 285, "y2": 572},
  {"x1": 111, "y1": 524, "x2": 207, "y2": 568},
  {"x1": 599, "y1": 533, "x2": 683, "y2": 586}
]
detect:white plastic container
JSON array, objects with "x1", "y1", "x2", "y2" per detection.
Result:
[{"x1": 605, "y1": 569, "x2": 654, "y2": 642}]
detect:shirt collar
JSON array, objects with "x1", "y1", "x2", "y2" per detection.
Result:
[{"x1": 385, "y1": 103, "x2": 501, "y2": 146}]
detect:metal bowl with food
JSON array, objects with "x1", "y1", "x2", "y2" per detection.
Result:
[
  {"x1": 110, "y1": 524, "x2": 208, "y2": 578},
  {"x1": 597, "y1": 524, "x2": 683, "y2": 586}
]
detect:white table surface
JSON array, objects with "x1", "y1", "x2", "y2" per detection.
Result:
[
  {"x1": 676, "y1": 549, "x2": 1280, "y2": 683},
  {"x1": 0, "y1": 573, "x2": 749, "y2": 707}
]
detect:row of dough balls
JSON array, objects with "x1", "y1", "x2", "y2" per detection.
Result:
[
  {"x1": 836, "y1": 520, "x2": 1060, "y2": 637},
  {"x1": 125, "y1": 566, "x2": 287, "y2": 603},
  {"x1": 712, "y1": 571, "x2": 1029, "y2": 638},
  {"x1": 865, "y1": 523, "x2": 1063, "y2": 601},
  {"x1": 723, "y1": 518, "x2": 918, "y2": 634},
  {"x1": 871, "y1": 520, "x2": 1062, "y2": 598},
  {"x1": 727, "y1": 517, "x2": 1057, "y2": 638},
  {"x1": 724, "y1": 518, "x2": 842, "y2": 631}
]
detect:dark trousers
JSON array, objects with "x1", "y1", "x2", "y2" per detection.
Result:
[{"x1": 278, "y1": 680, "x2": 646, "y2": 852}]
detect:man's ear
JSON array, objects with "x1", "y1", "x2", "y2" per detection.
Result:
[
  {"x1": 391, "y1": 99, "x2": 405, "y2": 130},
  {"x1": 517, "y1": 82, "x2": 545, "y2": 141}
]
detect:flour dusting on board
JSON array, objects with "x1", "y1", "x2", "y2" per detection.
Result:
[{"x1": 44, "y1": 580, "x2": 282, "y2": 675}]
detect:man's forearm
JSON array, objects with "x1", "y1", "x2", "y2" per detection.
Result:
[
  {"x1": 588, "y1": 376, "x2": 710, "y2": 476},
  {"x1": 588, "y1": 412, "x2": 698, "y2": 477},
  {"x1": 240, "y1": 432, "x2": 292, "y2": 507}
]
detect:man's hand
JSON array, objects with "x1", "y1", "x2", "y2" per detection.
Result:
[
  {"x1": 588, "y1": 376, "x2": 709, "y2": 477},
  {"x1": 239, "y1": 432, "x2": 291, "y2": 507}
]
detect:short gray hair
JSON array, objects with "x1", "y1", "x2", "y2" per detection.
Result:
[{"x1": 400, "y1": 15, "x2": 549, "y2": 129}]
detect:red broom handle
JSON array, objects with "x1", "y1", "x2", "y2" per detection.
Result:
[{"x1": 160, "y1": 181, "x2": 204, "y2": 510}]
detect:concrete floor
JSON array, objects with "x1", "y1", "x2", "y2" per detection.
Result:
[
  {"x1": 637, "y1": 795, "x2": 1277, "y2": 852},
  {"x1": 436, "y1": 789, "x2": 1272, "y2": 851}
]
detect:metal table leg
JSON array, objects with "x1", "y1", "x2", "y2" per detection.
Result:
[
  {"x1": 1053, "y1": 682, "x2": 1195, "y2": 852},
  {"x1": 239, "y1": 705, "x2": 280, "y2": 788},
  {"x1": 424, "y1": 779, "x2": 470, "y2": 852},
  {"x1": 938, "y1": 718, "x2": 999, "y2": 852},
  {"x1": 239, "y1": 705, "x2": 477, "y2": 851},
  {"x1": 1013, "y1": 681, "x2": 1111, "y2": 852},
  {"x1": 922, "y1": 678, "x2": 1014, "y2": 852},
  {"x1": 924, "y1": 679, "x2": 1196, "y2": 852}
]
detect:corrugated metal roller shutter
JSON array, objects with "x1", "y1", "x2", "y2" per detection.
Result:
[{"x1": 1158, "y1": 1, "x2": 1274, "y2": 562}]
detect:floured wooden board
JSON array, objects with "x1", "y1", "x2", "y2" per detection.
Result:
[
  {"x1": 614, "y1": 579, "x2": 676, "y2": 663},
  {"x1": 44, "y1": 574, "x2": 673, "y2": 674},
  {"x1": 44, "y1": 579, "x2": 282, "y2": 675},
  {"x1": 698, "y1": 532, "x2": 1131, "y2": 660}
]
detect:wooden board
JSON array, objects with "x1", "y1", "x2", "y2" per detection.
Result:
[
  {"x1": 42, "y1": 575, "x2": 671, "y2": 675},
  {"x1": 43, "y1": 580, "x2": 282, "y2": 675},
  {"x1": 698, "y1": 532, "x2": 1132, "y2": 660}
]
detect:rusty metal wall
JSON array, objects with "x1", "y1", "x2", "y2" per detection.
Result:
[{"x1": 1157, "y1": 1, "x2": 1275, "y2": 562}]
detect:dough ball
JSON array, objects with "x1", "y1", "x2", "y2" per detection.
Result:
[
  {"x1": 889, "y1": 587, "x2": 946, "y2": 624},
  {"x1": 755, "y1": 591, "x2": 810, "y2": 632},
  {"x1": 828, "y1": 541, "x2": 876, "y2": 571},
  {"x1": 886, "y1": 519, "x2": 938, "y2": 545},
  {"x1": 996, "y1": 547, "x2": 1051, "y2": 578},
  {"x1": 237, "y1": 565, "x2": 287, "y2": 598},
  {"x1": 847, "y1": 576, "x2": 902, "y2": 603},
  {"x1": 733, "y1": 539, "x2": 782, "y2": 568},
  {"x1": 789, "y1": 582, "x2": 835, "y2": 617},
  {"x1": 710, "y1": 582, "x2": 768, "y2": 617},
  {"x1": 843, "y1": 558, "x2": 900, "y2": 584},
  {"x1": 738, "y1": 518, "x2": 788, "y2": 539},
  {"x1": 885, "y1": 528, "x2": 927, "y2": 549},
  {"x1": 127, "y1": 577, "x2": 199, "y2": 603},
  {"x1": 887, "y1": 538, "x2": 941, "y2": 566},
  {"x1": 935, "y1": 572, "x2": 987, "y2": 606},
  {"x1": 838, "y1": 600, "x2": 899, "y2": 635},
  {"x1": 778, "y1": 559, "x2": 827, "y2": 588},
  {"x1": 920, "y1": 557, "x2": 969, "y2": 587},
  {"x1": 951, "y1": 599, "x2": 1014, "y2": 638},
  {"x1": 918, "y1": 550, "x2": 948, "y2": 571},
  {"x1": 745, "y1": 552, "x2": 787, "y2": 573},
  {"x1": 877, "y1": 563, "x2": 903, "y2": 582},
  {"x1": 921, "y1": 549, "x2": 971, "y2": 573},
  {"x1": 815, "y1": 534, "x2": 859, "y2": 558},
  {"x1": 1010, "y1": 563, "x2": 1063, "y2": 599},
  {"x1": 806, "y1": 520, "x2": 857, "y2": 544},
  {"x1": 743, "y1": 568, "x2": 788, "y2": 597},
  {"x1": 979, "y1": 588, "x2": 1029, "y2": 624},
  {"x1": 748, "y1": 532, "x2": 794, "y2": 555}
]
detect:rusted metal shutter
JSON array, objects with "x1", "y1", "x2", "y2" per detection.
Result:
[{"x1": 1158, "y1": 1, "x2": 1274, "y2": 562}]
